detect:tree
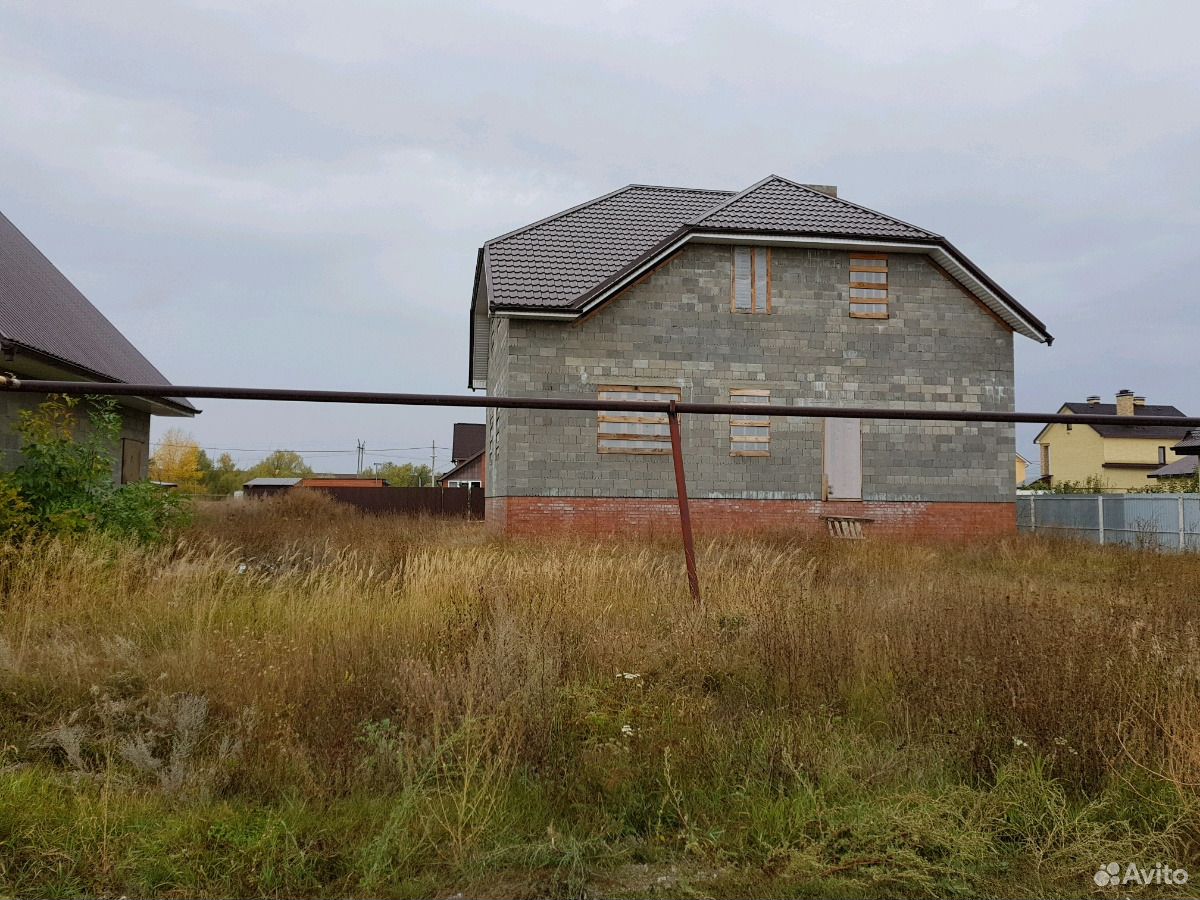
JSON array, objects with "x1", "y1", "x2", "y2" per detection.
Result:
[
  {"x1": 369, "y1": 462, "x2": 433, "y2": 486},
  {"x1": 244, "y1": 450, "x2": 313, "y2": 480},
  {"x1": 204, "y1": 452, "x2": 245, "y2": 496},
  {"x1": 149, "y1": 428, "x2": 205, "y2": 494}
]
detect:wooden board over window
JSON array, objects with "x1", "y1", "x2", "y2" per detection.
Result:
[
  {"x1": 597, "y1": 385, "x2": 681, "y2": 454},
  {"x1": 730, "y1": 389, "x2": 770, "y2": 456},
  {"x1": 732, "y1": 247, "x2": 771, "y2": 313},
  {"x1": 120, "y1": 438, "x2": 146, "y2": 484},
  {"x1": 849, "y1": 254, "x2": 888, "y2": 319}
]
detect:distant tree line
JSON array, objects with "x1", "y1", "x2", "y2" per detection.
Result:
[{"x1": 149, "y1": 429, "x2": 434, "y2": 494}]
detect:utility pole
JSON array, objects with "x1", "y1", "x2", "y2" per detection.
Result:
[
  {"x1": 430, "y1": 440, "x2": 436, "y2": 487},
  {"x1": 356, "y1": 439, "x2": 365, "y2": 477}
]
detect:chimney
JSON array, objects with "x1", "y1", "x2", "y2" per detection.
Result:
[
  {"x1": 803, "y1": 184, "x2": 838, "y2": 198},
  {"x1": 1086, "y1": 395, "x2": 1101, "y2": 405},
  {"x1": 1134, "y1": 396, "x2": 1146, "y2": 406},
  {"x1": 1115, "y1": 389, "x2": 1136, "y2": 417}
]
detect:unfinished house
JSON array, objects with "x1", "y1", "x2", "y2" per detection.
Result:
[{"x1": 467, "y1": 175, "x2": 1052, "y2": 536}]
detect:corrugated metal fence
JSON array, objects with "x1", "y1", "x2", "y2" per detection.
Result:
[
  {"x1": 307, "y1": 485, "x2": 485, "y2": 520},
  {"x1": 1017, "y1": 493, "x2": 1200, "y2": 551}
]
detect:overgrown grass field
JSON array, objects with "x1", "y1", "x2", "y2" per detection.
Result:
[{"x1": 1, "y1": 491, "x2": 1198, "y2": 897}]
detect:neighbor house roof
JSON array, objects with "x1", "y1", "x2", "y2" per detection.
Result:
[
  {"x1": 451, "y1": 422, "x2": 485, "y2": 463},
  {"x1": 1060, "y1": 403, "x2": 1190, "y2": 439},
  {"x1": 0, "y1": 210, "x2": 194, "y2": 414},
  {"x1": 243, "y1": 477, "x2": 301, "y2": 487},
  {"x1": 438, "y1": 448, "x2": 484, "y2": 485},
  {"x1": 469, "y1": 175, "x2": 1052, "y2": 387},
  {"x1": 1174, "y1": 429, "x2": 1200, "y2": 455},
  {"x1": 1149, "y1": 456, "x2": 1199, "y2": 479}
]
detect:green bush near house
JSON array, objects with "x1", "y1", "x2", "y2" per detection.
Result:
[{"x1": 0, "y1": 394, "x2": 188, "y2": 544}]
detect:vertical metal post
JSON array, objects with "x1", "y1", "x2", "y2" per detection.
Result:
[
  {"x1": 1029, "y1": 492, "x2": 1036, "y2": 534},
  {"x1": 667, "y1": 402, "x2": 701, "y2": 605},
  {"x1": 1097, "y1": 494, "x2": 1105, "y2": 545},
  {"x1": 1180, "y1": 495, "x2": 1186, "y2": 552}
]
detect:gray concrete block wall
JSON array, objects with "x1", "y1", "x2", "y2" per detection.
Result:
[
  {"x1": 486, "y1": 243, "x2": 1015, "y2": 503},
  {"x1": 1, "y1": 391, "x2": 151, "y2": 483}
]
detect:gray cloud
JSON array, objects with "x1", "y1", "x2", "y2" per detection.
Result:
[{"x1": 1, "y1": 0, "x2": 1196, "y2": 471}]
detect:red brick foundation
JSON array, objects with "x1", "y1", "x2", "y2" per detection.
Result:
[{"x1": 486, "y1": 496, "x2": 1016, "y2": 539}]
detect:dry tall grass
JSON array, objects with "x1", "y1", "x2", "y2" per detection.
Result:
[{"x1": 2, "y1": 490, "x2": 1198, "y2": 897}]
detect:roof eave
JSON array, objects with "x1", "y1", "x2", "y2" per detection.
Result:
[{"x1": 3, "y1": 339, "x2": 198, "y2": 416}]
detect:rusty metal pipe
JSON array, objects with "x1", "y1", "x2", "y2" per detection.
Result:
[
  {"x1": 667, "y1": 402, "x2": 701, "y2": 605},
  {"x1": 2, "y1": 379, "x2": 1199, "y2": 428}
]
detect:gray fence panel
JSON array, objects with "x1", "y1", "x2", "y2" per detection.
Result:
[
  {"x1": 1018, "y1": 493, "x2": 1200, "y2": 552},
  {"x1": 1187, "y1": 498, "x2": 1200, "y2": 551}
]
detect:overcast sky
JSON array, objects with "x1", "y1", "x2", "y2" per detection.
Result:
[{"x1": 1, "y1": 0, "x2": 1197, "y2": 474}]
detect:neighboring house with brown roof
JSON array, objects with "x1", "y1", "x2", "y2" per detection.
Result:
[
  {"x1": 469, "y1": 175, "x2": 1052, "y2": 536},
  {"x1": 437, "y1": 422, "x2": 485, "y2": 489},
  {"x1": 1034, "y1": 391, "x2": 1191, "y2": 491},
  {"x1": 1149, "y1": 429, "x2": 1200, "y2": 485},
  {"x1": 0, "y1": 211, "x2": 195, "y2": 483}
]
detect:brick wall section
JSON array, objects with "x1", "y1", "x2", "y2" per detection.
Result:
[
  {"x1": 487, "y1": 496, "x2": 1016, "y2": 539},
  {"x1": 486, "y1": 244, "x2": 1016, "y2": 514}
]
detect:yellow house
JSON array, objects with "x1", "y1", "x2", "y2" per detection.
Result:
[
  {"x1": 1034, "y1": 390, "x2": 1191, "y2": 492},
  {"x1": 1015, "y1": 452, "x2": 1030, "y2": 486}
]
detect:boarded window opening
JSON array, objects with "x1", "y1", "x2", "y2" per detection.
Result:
[
  {"x1": 120, "y1": 438, "x2": 145, "y2": 484},
  {"x1": 597, "y1": 385, "x2": 681, "y2": 454},
  {"x1": 732, "y1": 247, "x2": 771, "y2": 313},
  {"x1": 730, "y1": 389, "x2": 770, "y2": 456},
  {"x1": 849, "y1": 254, "x2": 888, "y2": 319}
]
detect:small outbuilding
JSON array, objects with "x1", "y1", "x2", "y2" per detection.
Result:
[{"x1": 242, "y1": 476, "x2": 301, "y2": 498}]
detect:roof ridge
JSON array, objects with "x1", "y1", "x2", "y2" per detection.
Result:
[
  {"x1": 691, "y1": 173, "x2": 940, "y2": 239},
  {"x1": 625, "y1": 183, "x2": 735, "y2": 195},
  {"x1": 685, "y1": 174, "x2": 778, "y2": 225},
  {"x1": 767, "y1": 173, "x2": 942, "y2": 239}
]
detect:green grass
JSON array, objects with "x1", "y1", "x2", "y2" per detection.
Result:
[{"x1": 1, "y1": 492, "x2": 1198, "y2": 897}]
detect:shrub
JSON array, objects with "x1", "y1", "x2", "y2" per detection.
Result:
[{"x1": 3, "y1": 395, "x2": 188, "y2": 544}]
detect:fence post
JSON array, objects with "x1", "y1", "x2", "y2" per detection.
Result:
[
  {"x1": 1181, "y1": 496, "x2": 1187, "y2": 552},
  {"x1": 667, "y1": 402, "x2": 702, "y2": 606},
  {"x1": 1029, "y1": 493, "x2": 1036, "y2": 534},
  {"x1": 1097, "y1": 495, "x2": 1105, "y2": 545}
]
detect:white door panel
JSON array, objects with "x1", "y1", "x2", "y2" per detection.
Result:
[{"x1": 823, "y1": 417, "x2": 862, "y2": 500}]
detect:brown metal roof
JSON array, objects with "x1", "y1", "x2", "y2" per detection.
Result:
[
  {"x1": 0, "y1": 210, "x2": 195, "y2": 413},
  {"x1": 451, "y1": 422, "x2": 485, "y2": 462}
]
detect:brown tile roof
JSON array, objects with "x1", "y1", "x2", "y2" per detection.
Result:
[
  {"x1": 485, "y1": 185, "x2": 731, "y2": 310},
  {"x1": 0, "y1": 210, "x2": 194, "y2": 412},
  {"x1": 473, "y1": 175, "x2": 1050, "y2": 346},
  {"x1": 691, "y1": 175, "x2": 937, "y2": 239}
]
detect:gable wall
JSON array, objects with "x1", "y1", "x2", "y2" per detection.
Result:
[{"x1": 486, "y1": 243, "x2": 1015, "y2": 504}]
